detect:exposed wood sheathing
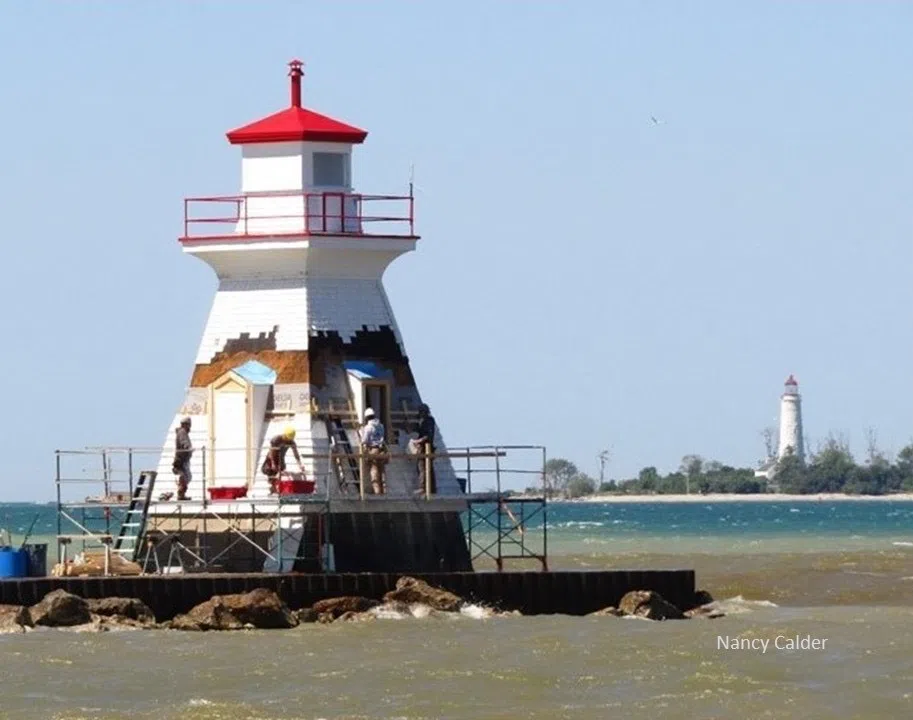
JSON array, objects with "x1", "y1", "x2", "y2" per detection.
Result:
[{"x1": 191, "y1": 351, "x2": 310, "y2": 386}]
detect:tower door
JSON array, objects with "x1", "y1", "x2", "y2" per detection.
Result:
[
  {"x1": 363, "y1": 382, "x2": 390, "y2": 433},
  {"x1": 211, "y1": 379, "x2": 249, "y2": 486}
]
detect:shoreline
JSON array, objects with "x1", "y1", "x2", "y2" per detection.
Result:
[{"x1": 561, "y1": 492, "x2": 913, "y2": 503}]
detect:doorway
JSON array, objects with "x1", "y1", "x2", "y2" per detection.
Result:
[
  {"x1": 363, "y1": 382, "x2": 390, "y2": 431},
  {"x1": 210, "y1": 377, "x2": 249, "y2": 486}
]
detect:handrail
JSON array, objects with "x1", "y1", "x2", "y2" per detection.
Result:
[{"x1": 181, "y1": 190, "x2": 415, "y2": 240}]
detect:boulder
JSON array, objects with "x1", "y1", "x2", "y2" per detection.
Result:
[
  {"x1": 168, "y1": 614, "x2": 212, "y2": 632},
  {"x1": 383, "y1": 577, "x2": 464, "y2": 612},
  {"x1": 618, "y1": 590, "x2": 684, "y2": 621},
  {"x1": 30, "y1": 590, "x2": 91, "y2": 627},
  {"x1": 684, "y1": 604, "x2": 726, "y2": 620},
  {"x1": 169, "y1": 588, "x2": 297, "y2": 631},
  {"x1": 690, "y1": 589, "x2": 715, "y2": 609},
  {"x1": 311, "y1": 596, "x2": 379, "y2": 619},
  {"x1": 296, "y1": 607, "x2": 319, "y2": 624},
  {"x1": 589, "y1": 606, "x2": 624, "y2": 617},
  {"x1": 86, "y1": 597, "x2": 156, "y2": 626},
  {"x1": 336, "y1": 610, "x2": 375, "y2": 623},
  {"x1": 61, "y1": 616, "x2": 108, "y2": 633},
  {"x1": 0, "y1": 604, "x2": 32, "y2": 634}
]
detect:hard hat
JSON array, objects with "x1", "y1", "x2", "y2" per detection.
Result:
[
  {"x1": 364, "y1": 408, "x2": 375, "y2": 420},
  {"x1": 283, "y1": 426, "x2": 296, "y2": 440}
]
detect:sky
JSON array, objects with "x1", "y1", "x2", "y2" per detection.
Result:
[{"x1": 0, "y1": 2, "x2": 910, "y2": 500}]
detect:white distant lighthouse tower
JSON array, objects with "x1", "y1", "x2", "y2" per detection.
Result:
[
  {"x1": 154, "y1": 60, "x2": 459, "y2": 499},
  {"x1": 777, "y1": 375, "x2": 804, "y2": 461}
]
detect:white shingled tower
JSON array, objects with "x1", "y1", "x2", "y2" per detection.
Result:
[
  {"x1": 777, "y1": 374, "x2": 804, "y2": 461},
  {"x1": 153, "y1": 60, "x2": 458, "y2": 500}
]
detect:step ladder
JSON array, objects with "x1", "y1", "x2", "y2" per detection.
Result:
[
  {"x1": 140, "y1": 534, "x2": 185, "y2": 575},
  {"x1": 113, "y1": 470, "x2": 157, "y2": 561},
  {"x1": 326, "y1": 417, "x2": 360, "y2": 494}
]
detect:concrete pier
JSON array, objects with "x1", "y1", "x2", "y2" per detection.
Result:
[{"x1": 0, "y1": 569, "x2": 696, "y2": 620}]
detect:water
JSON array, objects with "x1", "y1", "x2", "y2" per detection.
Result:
[{"x1": 3, "y1": 499, "x2": 913, "y2": 718}]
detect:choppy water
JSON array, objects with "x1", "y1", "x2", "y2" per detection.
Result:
[{"x1": 4, "y1": 500, "x2": 913, "y2": 718}]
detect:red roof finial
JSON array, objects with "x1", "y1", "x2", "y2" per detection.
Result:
[{"x1": 288, "y1": 59, "x2": 304, "y2": 108}]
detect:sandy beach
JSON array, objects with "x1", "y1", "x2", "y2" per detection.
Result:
[{"x1": 571, "y1": 492, "x2": 913, "y2": 503}]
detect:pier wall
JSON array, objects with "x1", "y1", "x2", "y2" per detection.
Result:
[{"x1": 0, "y1": 569, "x2": 695, "y2": 620}]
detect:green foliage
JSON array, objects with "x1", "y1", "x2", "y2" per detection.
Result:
[
  {"x1": 773, "y1": 436, "x2": 913, "y2": 495},
  {"x1": 546, "y1": 440, "x2": 913, "y2": 498},
  {"x1": 544, "y1": 458, "x2": 578, "y2": 496},
  {"x1": 567, "y1": 473, "x2": 597, "y2": 499},
  {"x1": 615, "y1": 456, "x2": 766, "y2": 495}
]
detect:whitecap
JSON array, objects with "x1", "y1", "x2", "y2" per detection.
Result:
[
  {"x1": 892, "y1": 541, "x2": 913, "y2": 547},
  {"x1": 368, "y1": 605, "x2": 410, "y2": 620},
  {"x1": 789, "y1": 508, "x2": 800, "y2": 513},
  {"x1": 710, "y1": 595, "x2": 779, "y2": 615},
  {"x1": 459, "y1": 603, "x2": 497, "y2": 620}
]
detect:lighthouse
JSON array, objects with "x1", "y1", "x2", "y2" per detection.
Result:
[
  {"x1": 154, "y1": 60, "x2": 460, "y2": 502},
  {"x1": 777, "y1": 374, "x2": 805, "y2": 461}
]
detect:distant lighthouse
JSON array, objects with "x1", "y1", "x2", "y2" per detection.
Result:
[{"x1": 777, "y1": 375, "x2": 804, "y2": 461}]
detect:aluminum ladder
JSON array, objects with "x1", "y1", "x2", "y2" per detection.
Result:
[
  {"x1": 113, "y1": 470, "x2": 157, "y2": 561},
  {"x1": 325, "y1": 418, "x2": 360, "y2": 494}
]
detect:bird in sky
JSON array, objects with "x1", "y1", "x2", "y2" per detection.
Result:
[{"x1": 651, "y1": 115, "x2": 663, "y2": 125}]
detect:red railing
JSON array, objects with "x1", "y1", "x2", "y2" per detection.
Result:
[{"x1": 181, "y1": 191, "x2": 415, "y2": 241}]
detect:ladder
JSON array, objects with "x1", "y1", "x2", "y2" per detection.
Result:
[
  {"x1": 113, "y1": 470, "x2": 157, "y2": 561},
  {"x1": 325, "y1": 417, "x2": 360, "y2": 493}
]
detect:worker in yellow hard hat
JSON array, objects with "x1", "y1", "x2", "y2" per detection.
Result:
[{"x1": 261, "y1": 425, "x2": 305, "y2": 494}]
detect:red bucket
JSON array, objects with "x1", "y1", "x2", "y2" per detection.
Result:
[
  {"x1": 208, "y1": 486, "x2": 248, "y2": 500},
  {"x1": 278, "y1": 473, "x2": 315, "y2": 495}
]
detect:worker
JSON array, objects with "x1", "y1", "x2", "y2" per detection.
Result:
[
  {"x1": 171, "y1": 417, "x2": 193, "y2": 501},
  {"x1": 262, "y1": 426, "x2": 305, "y2": 494},
  {"x1": 414, "y1": 403, "x2": 437, "y2": 495},
  {"x1": 359, "y1": 408, "x2": 388, "y2": 494}
]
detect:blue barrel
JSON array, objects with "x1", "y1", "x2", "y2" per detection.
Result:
[
  {"x1": 0, "y1": 547, "x2": 29, "y2": 578},
  {"x1": 23, "y1": 544, "x2": 47, "y2": 577}
]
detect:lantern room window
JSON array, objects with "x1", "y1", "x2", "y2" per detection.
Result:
[{"x1": 313, "y1": 152, "x2": 349, "y2": 187}]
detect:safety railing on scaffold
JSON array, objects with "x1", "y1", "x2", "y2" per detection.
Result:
[
  {"x1": 450, "y1": 445, "x2": 549, "y2": 572},
  {"x1": 53, "y1": 443, "x2": 548, "y2": 576}
]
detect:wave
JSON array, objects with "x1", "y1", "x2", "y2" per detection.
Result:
[
  {"x1": 709, "y1": 595, "x2": 779, "y2": 615},
  {"x1": 365, "y1": 602, "x2": 502, "y2": 621},
  {"x1": 892, "y1": 541, "x2": 913, "y2": 547}
]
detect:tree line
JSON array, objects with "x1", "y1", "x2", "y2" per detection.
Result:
[{"x1": 540, "y1": 438, "x2": 913, "y2": 498}]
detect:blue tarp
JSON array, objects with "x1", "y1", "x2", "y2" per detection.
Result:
[
  {"x1": 343, "y1": 360, "x2": 393, "y2": 381},
  {"x1": 233, "y1": 360, "x2": 277, "y2": 385}
]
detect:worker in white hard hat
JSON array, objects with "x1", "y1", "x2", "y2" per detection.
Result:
[
  {"x1": 359, "y1": 407, "x2": 388, "y2": 494},
  {"x1": 261, "y1": 425, "x2": 305, "y2": 495},
  {"x1": 171, "y1": 417, "x2": 193, "y2": 501}
]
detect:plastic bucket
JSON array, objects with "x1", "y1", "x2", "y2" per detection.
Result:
[
  {"x1": 0, "y1": 547, "x2": 29, "y2": 578},
  {"x1": 23, "y1": 543, "x2": 48, "y2": 577},
  {"x1": 208, "y1": 486, "x2": 248, "y2": 500},
  {"x1": 279, "y1": 478, "x2": 315, "y2": 495}
]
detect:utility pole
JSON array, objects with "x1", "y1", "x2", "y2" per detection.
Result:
[{"x1": 597, "y1": 450, "x2": 611, "y2": 487}]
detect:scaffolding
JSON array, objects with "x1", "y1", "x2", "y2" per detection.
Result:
[
  {"x1": 456, "y1": 445, "x2": 549, "y2": 571},
  {"x1": 53, "y1": 444, "x2": 548, "y2": 575}
]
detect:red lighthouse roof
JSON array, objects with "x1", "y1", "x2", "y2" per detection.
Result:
[{"x1": 226, "y1": 60, "x2": 367, "y2": 146}]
